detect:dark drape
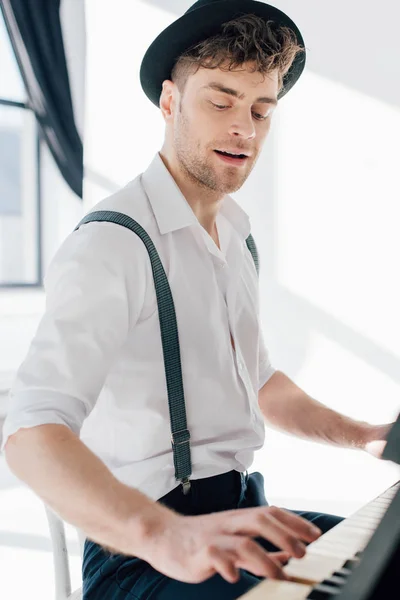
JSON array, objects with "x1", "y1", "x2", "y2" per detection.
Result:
[{"x1": 0, "y1": 0, "x2": 83, "y2": 198}]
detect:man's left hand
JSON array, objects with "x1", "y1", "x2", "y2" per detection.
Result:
[{"x1": 363, "y1": 423, "x2": 393, "y2": 459}]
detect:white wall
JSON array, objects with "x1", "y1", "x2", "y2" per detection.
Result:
[{"x1": 83, "y1": 0, "x2": 169, "y2": 208}]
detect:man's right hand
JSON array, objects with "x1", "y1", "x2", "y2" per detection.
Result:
[{"x1": 136, "y1": 504, "x2": 321, "y2": 584}]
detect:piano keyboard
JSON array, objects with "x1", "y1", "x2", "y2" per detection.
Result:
[{"x1": 239, "y1": 481, "x2": 400, "y2": 599}]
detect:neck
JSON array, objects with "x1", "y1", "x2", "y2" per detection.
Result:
[{"x1": 159, "y1": 148, "x2": 224, "y2": 237}]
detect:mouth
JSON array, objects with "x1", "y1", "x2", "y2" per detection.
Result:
[{"x1": 214, "y1": 150, "x2": 250, "y2": 166}]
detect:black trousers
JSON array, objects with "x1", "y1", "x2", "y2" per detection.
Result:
[{"x1": 82, "y1": 471, "x2": 343, "y2": 599}]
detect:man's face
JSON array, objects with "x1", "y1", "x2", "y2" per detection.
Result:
[{"x1": 169, "y1": 63, "x2": 279, "y2": 195}]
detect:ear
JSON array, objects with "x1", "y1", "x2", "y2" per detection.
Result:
[{"x1": 159, "y1": 80, "x2": 176, "y2": 122}]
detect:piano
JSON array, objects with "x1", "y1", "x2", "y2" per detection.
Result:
[{"x1": 240, "y1": 413, "x2": 400, "y2": 600}]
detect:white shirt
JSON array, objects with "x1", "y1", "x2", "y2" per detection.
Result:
[{"x1": 1, "y1": 153, "x2": 276, "y2": 501}]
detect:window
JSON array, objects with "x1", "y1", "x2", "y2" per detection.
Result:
[{"x1": 0, "y1": 12, "x2": 42, "y2": 287}]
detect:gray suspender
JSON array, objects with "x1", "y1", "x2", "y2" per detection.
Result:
[{"x1": 74, "y1": 210, "x2": 259, "y2": 494}]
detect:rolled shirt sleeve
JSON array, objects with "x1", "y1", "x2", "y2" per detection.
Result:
[
  {"x1": 1, "y1": 222, "x2": 147, "y2": 453},
  {"x1": 258, "y1": 326, "x2": 276, "y2": 390}
]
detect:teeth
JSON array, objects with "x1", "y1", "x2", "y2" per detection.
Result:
[{"x1": 218, "y1": 151, "x2": 244, "y2": 158}]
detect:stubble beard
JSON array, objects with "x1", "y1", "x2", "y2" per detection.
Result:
[{"x1": 174, "y1": 107, "x2": 254, "y2": 195}]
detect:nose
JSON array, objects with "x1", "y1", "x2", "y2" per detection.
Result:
[{"x1": 228, "y1": 109, "x2": 256, "y2": 140}]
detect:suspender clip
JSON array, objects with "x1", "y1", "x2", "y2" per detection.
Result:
[{"x1": 181, "y1": 477, "x2": 191, "y2": 495}]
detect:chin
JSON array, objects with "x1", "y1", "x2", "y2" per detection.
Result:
[
  {"x1": 225, "y1": 176, "x2": 247, "y2": 193},
  {"x1": 220, "y1": 183, "x2": 243, "y2": 195}
]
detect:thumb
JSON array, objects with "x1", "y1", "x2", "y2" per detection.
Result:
[{"x1": 365, "y1": 439, "x2": 387, "y2": 459}]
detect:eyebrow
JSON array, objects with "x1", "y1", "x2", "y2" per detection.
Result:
[{"x1": 202, "y1": 82, "x2": 278, "y2": 105}]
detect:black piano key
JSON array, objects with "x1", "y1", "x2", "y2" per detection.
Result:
[
  {"x1": 320, "y1": 576, "x2": 347, "y2": 587},
  {"x1": 343, "y1": 558, "x2": 360, "y2": 570},
  {"x1": 354, "y1": 550, "x2": 363, "y2": 558},
  {"x1": 332, "y1": 567, "x2": 352, "y2": 578},
  {"x1": 307, "y1": 583, "x2": 342, "y2": 599}
]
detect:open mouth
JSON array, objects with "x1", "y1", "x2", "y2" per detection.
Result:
[{"x1": 214, "y1": 150, "x2": 249, "y2": 165}]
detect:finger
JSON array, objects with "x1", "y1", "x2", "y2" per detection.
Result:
[
  {"x1": 260, "y1": 514, "x2": 308, "y2": 558},
  {"x1": 266, "y1": 506, "x2": 322, "y2": 542},
  {"x1": 208, "y1": 546, "x2": 240, "y2": 584},
  {"x1": 227, "y1": 511, "x2": 307, "y2": 558},
  {"x1": 225, "y1": 506, "x2": 320, "y2": 543},
  {"x1": 228, "y1": 536, "x2": 287, "y2": 580},
  {"x1": 270, "y1": 551, "x2": 291, "y2": 565}
]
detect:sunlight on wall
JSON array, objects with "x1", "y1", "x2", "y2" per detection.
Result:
[
  {"x1": 276, "y1": 71, "x2": 400, "y2": 357},
  {"x1": 295, "y1": 332, "x2": 400, "y2": 422},
  {"x1": 84, "y1": 0, "x2": 171, "y2": 207},
  {"x1": 252, "y1": 71, "x2": 400, "y2": 513}
]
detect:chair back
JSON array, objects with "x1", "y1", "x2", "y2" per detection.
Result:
[{"x1": 45, "y1": 505, "x2": 83, "y2": 600}]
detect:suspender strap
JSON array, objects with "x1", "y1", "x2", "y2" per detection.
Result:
[
  {"x1": 75, "y1": 211, "x2": 191, "y2": 490},
  {"x1": 245, "y1": 234, "x2": 259, "y2": 276},
  {"x1": 74, "y1": 209, "x2": 259, "y2": 494}
]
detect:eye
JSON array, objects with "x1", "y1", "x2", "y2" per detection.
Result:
[
  {"x1": 211, "y1": 102, "x2": 228, "y2": 110},
  {"x1": 209, "y1": 101, "x2": 271, "y2": 121},
  {"x1": 252, "y1": 112, "x2": 270, "y2": 121}
]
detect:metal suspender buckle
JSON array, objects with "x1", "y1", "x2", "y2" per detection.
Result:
[
  {"x1": 171, "y1": 429, "x2": 191, "y2": 495},
  {"x1": 171, "y1": 428, "x2": 191, "y2": 447},
  {"x1": 181, "y1": 477, "x2": 191, "y2": 495}
]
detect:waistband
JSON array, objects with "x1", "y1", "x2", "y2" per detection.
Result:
[{"x1": 157, "y1": 470, "x2": 249, "y2": 516}]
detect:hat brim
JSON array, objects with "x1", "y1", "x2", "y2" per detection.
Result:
[{"x1": 140, "y1": 0, "x2": 306, "y2": 107}]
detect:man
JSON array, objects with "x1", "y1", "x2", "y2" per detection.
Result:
[{"x1": 2, "y1": 1, "x2": 392, "y2": 599}]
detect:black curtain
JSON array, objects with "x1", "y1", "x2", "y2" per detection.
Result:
[{"x1": 0, "y1": 0, "x2": 83, "y2": 198}]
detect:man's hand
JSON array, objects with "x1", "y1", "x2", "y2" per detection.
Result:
[
  {"x1": 137, "y1": 504, "x2": 321, "y2": 584},
  {"x1": 363, "y1": 423, "x2": 393, "y2": 458}
]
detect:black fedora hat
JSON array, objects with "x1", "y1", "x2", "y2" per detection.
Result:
[{"x1": 140, "y1": 0, "x2": 306, "y2": 107}]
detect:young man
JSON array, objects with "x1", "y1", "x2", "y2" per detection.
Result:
[{"x1": 2, "y1": 1, "x2": 391, "y2": 599}]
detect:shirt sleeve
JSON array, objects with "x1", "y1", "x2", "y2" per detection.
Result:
[
  {"x1": 1, "y1": 221, "x2": 148, "y2": 453},
  {"x1": 258, "y1": 325, "x2": 276, "y2": 390}
]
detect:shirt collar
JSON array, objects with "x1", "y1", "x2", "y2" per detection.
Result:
[
  {"x1": 141, "y1": 152, "x2": 251, "y2": 241},
  {"x1": 219, "y1": 195, "x2": 251, "y2": 241}
]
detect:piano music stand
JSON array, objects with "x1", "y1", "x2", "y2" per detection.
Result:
[{"x1": 337, "y1": 412, "x2": 400, "y2": 600}]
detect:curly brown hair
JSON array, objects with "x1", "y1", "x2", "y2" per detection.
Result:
[{"x1": 171, "y1": 14, "x2": 304, "y2": 95}]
